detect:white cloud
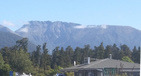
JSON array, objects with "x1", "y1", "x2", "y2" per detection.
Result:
[
  {"x1": 20, "y1": 27, "x2": 28, "y2": 33},
  {"x1": 2, "y1": 20, "x2": 15, "y2": 26},
  {"x1": 74, "y1": 25, "x2": 98, "y2": 29},
  {"x1": 74, "y1": 25, "x2": 87, "y2": 29},
  {"x1": 101, "y1": 25, "x2": 107, "y2": 29},
  {"x1": 74, "y1": 25, "x2": 107, "y2": 29}
]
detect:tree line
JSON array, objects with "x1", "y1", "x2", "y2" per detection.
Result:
[{"x1": 0, "y1": 38, "x2": 140, "y2": 76}]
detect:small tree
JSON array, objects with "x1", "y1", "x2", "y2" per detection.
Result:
[
  {"x1": 0, "y1": 53, "x2": 11, "y2": 76},
  {"x1": 0, "y1": 53, "x2": 4, "y2": 68},
  {"x1": 122, "y1": 56, "x2": 134, "y2": 63},
  {"x1": 65, "y1": 72, "x2": 74, "y2": 76},
  {"x1": 9, "y1": 49, "x2": 33, "y2": 73}
]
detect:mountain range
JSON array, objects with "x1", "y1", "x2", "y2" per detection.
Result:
[
  {"x1": 0, "y1": 25, "x2": 36, "y2": 52},
  {"x1": 14, "y1": 21, "x2": 141, "y2": 52}
]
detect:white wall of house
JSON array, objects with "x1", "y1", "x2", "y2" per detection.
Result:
[
  {"x1": 16, "y1": 72, "x2": 32, "y2": 76},
  {"x1": 79, "y1": 73, "x2": 82, "y2": 76},
  {"x1": 88, "y1": 71, "x2": 91, "y2": 76},
  {"x1": 97, "y1": 71, "x2": 103, "y2": 76}
]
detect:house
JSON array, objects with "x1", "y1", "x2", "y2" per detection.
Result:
[{"x1": 61, "y1": 57, "x2": 140, "y2": 76}]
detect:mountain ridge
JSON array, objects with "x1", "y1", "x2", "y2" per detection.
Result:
[
  {"x1": 15, "y1": 21, "x2": 141, "y2": 51},
  {"x1": 0, "y1": 25, "x2": 36, "y2": 52}
]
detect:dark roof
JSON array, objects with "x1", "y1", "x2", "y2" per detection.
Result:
[{"x1": 61, "y1": 58, "x2": 140, "y2": 72}]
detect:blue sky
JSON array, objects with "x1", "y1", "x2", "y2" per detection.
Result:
[{"x1": 0, "y1": 0, "x2": 141, "y2": 31}]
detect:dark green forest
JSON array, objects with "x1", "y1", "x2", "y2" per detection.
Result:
[{"x1": 0, "y1": 38, "x2": 140, "y2": 76}]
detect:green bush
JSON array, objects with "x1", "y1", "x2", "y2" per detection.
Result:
[{"x1": 65, "y1": 72, "x2": 74, "y2": 76}]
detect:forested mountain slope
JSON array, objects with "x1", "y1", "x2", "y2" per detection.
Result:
[{"x1": 0, "y1": 25, "x2": 36, "y2": 52}]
